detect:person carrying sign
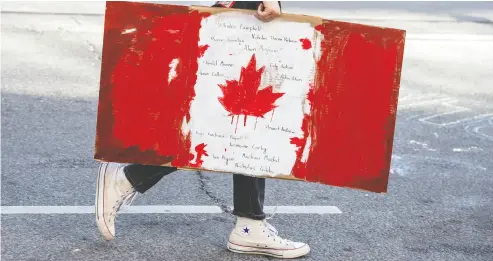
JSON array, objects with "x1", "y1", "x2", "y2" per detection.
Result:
[{"x1": 95, "y1": 1, "x2": 310, "y2": 259}]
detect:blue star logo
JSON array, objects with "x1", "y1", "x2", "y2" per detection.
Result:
[
  {"x1": 240, "y1": 226, "x2": 252, "y2": 236},
  {"x1": 243, "y1": 227, "x2": 250, "y2": 234}
]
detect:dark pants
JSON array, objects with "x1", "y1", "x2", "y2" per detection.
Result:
[{"x1": 124, "y1": 164, "x2": 266, "y2": 220}]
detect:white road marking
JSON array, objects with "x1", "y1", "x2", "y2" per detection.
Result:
[
  {"x1": 0, "y1": 205, "x2": 342, "y2": 215},
  {"x1": 418, "y1": 108, "x2": 471, "y2": 124},
  {"x1": 406, "y1": 33, "x2": 493, "y2": 42},
  {"x1": 262, "y1": 206, "x2": 342, "y2": 214},
  {"x1": 464, "y1": 122, "x2": 493, "y2": 141},
  {"x1": 452, "y1": 147, "x2": 483, "y2": 152},
  {"x1": 398, "y1": 97, "x2": 454, "y2": 109},
  {"x1": 398, "y1": 94, "x2": 446, "y2": 102},
  {"x1": 402, "y1": 97, "x2": 493, "y2": 127},
  {"x1": 440, "y1": 101, "x2": 470, "y2": 110},
  {"x1": 409, "y1": 140, "x2": 437, "y2": 151},
  {"x1": 429, "y1": 113, "x2": 493, "y2": 127}
]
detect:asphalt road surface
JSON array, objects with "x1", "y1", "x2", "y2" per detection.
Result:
[{"x1": 2, "y1": 2, "x2": 493, "y2": 261}]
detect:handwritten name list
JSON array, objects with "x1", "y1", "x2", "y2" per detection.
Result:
[
  {"x1": 193, "y1": 123, "x2": 298, "y2": 174},
  {"x1": 198, "y1": 16, "x2": 313, "y2": 83},
  {"x1": 188, "y1": 11, "x2": 318, "y2": 176}
]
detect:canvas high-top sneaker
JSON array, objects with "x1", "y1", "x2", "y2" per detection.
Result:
[
  {"x1": 95, "y1": 162, "x2": 137, "y2": 240},
  {"x1": 227, "y1": 217, "x2": 310, "y2": 259}
]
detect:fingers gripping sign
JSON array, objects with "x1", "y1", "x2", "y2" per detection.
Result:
[{"x1": 255, "y1": 1, "x2": 281, "y2": 22}]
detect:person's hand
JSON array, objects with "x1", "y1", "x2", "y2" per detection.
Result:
[{"x1": 255, "y1": 1, "x2": 281, "y2": 22}]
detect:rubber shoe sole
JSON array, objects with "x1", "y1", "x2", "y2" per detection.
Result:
[{"x1": 227, "y1": 241, "x2": 310, "y2": 259}]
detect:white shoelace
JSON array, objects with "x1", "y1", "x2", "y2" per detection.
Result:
[
  {"x1": 265, "y1": 205, "x2": 279, "y2": 235},
  {"x1": 123, "y1": 191, "x2": 138, "y2": 206},
  {"x1": 269, "y1": 229, "x2": 292, "y2": 246},
  {"x1": 263, "y1": 206, "x2": 294, "y2": 246},
  {"x1": 266, "y1": 205, "x2": 279, "y2": 220},
  {"x1": 115, "y1": 191, "x2": 137, "y2": 213}
]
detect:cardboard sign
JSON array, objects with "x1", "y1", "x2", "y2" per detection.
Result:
[{"x1": 95, "y1": 1, "x2": 406, "y2": 193}]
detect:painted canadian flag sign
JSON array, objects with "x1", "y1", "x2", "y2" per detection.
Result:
[{"x1": 95, "y1": 1, "x2": 406, "y2": 193}]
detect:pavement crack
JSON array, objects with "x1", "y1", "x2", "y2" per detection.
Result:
[
  {"x1": 70, "y1": 15, "x2": 81, "y2": 25},
  {"x1": 85, "y1": 40, "x2": 102, "y2": 61},
  {"x1": 8, "y1": 26, "x2": 44, "y2": 34},
  {"x1": 195, "y1": 171, "x2": 233, "y2": 215},
  {"x1": 58, "y1": 21, "x2": 102, "y2": 62}
]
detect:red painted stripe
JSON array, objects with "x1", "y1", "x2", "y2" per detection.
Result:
[
  {"x1": 290, "y1": 21, "x2": 405, "y2": 192},
  {"x1": 96, "y1": 2, "x2": 211, "y2": 167}
]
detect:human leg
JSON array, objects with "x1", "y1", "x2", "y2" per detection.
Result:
[
  {"x1": 228, "y1": 174, "x2": 310, "y2": 258},
  {"x1": 232, "y1": 175, "x2": 266, "y2": 220},
  {"x1": 95, "y1": 162, "x2": 177, "y2": 240},
  {"x1": 124, "y1": 164, "x2": 177, "y2": 193}
]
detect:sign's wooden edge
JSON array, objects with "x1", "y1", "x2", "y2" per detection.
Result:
[
  {"x1": 93, "y1": 158, "x2": 387, "y2": 194},
  {"x1": 190, "y1": 5, "x2": 323, "y2": 28},
  {"x1": 190, "y1": 4, "x2": 406, "y2": 36}
]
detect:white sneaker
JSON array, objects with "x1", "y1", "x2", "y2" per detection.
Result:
[
  {"x1": 95, "y1": 162, "x2": 137, "y2": 240},
  {"x1": 227, "y1": 217, "x2": 310, "y2": 259}
]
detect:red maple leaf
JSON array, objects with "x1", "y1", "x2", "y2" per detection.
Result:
[{"x1": 218, "y1": 54, "x2": 284, "y2": 131}]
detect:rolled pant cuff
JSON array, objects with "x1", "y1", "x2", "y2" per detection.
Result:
[
  {"x1": 123, "y1": 167, "x2": 147, "y2": 194},
  {"x1": 232, "y1": 210, "x2": 266, "y2": 220}
]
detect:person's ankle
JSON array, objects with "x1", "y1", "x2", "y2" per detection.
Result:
[{"x1": 117, "y1": 165, "x2": 135, "y2": 193}]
